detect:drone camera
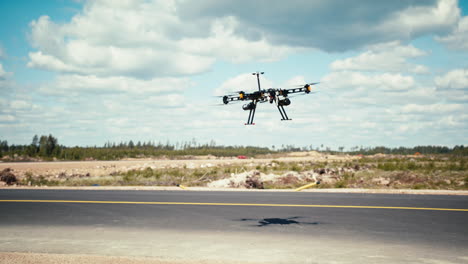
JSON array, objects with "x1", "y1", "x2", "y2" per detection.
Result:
[
  {"x1": 278, "y1": 98, "x2": 291, "y2": 106},
  {"x1": 243, "y1": 102, "x2": 256, "y2": 111}
]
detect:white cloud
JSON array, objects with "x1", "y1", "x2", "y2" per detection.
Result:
[
  {"x1": 213, "y1": 73, "x2": 273, "y2": 96},
  {"x1": 436, "y1": 16, "x2": 468, "y2": 51},
  {"x1": 330, "y1": 41, "x2": 429, "y2": 74},
  {"x1": 0, "y1": 115, "x2": 15, "y2": 122},
  {"x1": 10, "y1": 100, "x2": 31, "y2": 110},
  {"x1": 379, "y1": 0, "x2": 459, "y2": 35},
  {"x1": 39, "y1": 74, "x2": 192, "y2": 95},
  {"x1": 27, "y1": 2, "x2": 293, "y2": 79},
  {"x1": 28, "y1": 51, "x2": 76, "y2": 73},
  {"x1": 434, "y1": 69, "x2": 468, "y2": 89},
  {"x1": 322, "y1": 71, "x2": 415, "y2": 92},
  {"x1": 144, "y1": 94, "x2": 186, "y2": 108},
  {"x1": 0, "y1": 63, "x2": 6, "y2": 80},
  {"x1": 179, "y1": 16, "x2": 294, "y2": 63},
  {"x1": 27, "y1": 0, "x2": 463, "y2": 79},
  {"x1": 401, "y1": 103, "x2": 464, "y2": 114},
  {"x1": 411, "y1": 65, "x2": 430, "y2": 74},
  {"x1": 179, "y1": 0, "x2": 460, "y2": 52},
  {"x1": 282, "y1": 76, "x2": 306, "y2": 87}
]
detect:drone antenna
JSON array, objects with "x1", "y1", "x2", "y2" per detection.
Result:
[{"x1": 252, "y1": 71, "x2": 264, "y2": 91}]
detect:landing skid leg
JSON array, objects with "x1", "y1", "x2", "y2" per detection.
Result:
[
  {"x1": 245, "y1": 101, "x2": 258, "y2": 125},
  {"x1": 277, "y1": 105, "x2": 292, "y2": 121}
]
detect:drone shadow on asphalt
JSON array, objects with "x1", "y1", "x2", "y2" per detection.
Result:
[{"x1": 236, "y1": 216, "x2": 322, "y2": 227}]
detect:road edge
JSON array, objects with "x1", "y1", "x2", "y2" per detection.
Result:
[{"x1": 1, "y1": 186, "x2": 467, "y2": 195}]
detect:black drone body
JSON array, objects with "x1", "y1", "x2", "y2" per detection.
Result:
[{"x1": 221, "y1": 72, "x2": 318, "y2": 125}]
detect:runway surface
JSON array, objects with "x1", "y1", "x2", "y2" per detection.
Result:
[{"x1": 0, "y1": 189, "x2": 467, "y2": 263}]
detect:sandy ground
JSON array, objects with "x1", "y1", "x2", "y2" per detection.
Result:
[
  {"x1": 0, "y1": 252, "x2": 248, "y2": 264},
  {"x1": 0, "y1": 153, "x2": 356, "y2": 178},
  {"x1": 1, "y1": 154, "x2": 466, "y2": 195},
  {"x1": 0, "y1": 154, "x2": 361, "y2": 190}
]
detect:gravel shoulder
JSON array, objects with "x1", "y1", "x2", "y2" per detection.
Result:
[
  {"x1": 1, "y1": 185, "x2": 468, "y2": 195},
  {"x1": 0, "y1": 252, "x2": 250, "y2": 264}
]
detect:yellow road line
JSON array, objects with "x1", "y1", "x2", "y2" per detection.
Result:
[
  {"x1": 295, "y1": 182, "x2": 317, "y2": 191},
  {"x1": 0, "y1": 200, "x2": 467, "y2": 212}
]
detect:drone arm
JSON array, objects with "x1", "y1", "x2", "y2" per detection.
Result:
[
  {"x1": 283, "y1": 82, "x2": 318, "y2": 95},
  {"x1": 223, "y1": 96, "x2": 241, "y2": 104}
]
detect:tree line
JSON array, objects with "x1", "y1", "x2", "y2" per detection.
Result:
[
  {"x1": 0, "y1": 134, "x2": 466, "y2": 161},
  {"x1": 344, "y1": 145, "x2": 467, "y2": 156},
  {"x1": 0, "y1": 135, "x2": 272, "y2": 161}
]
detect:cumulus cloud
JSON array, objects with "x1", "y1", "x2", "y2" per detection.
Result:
[
  {"x1": 179, "y1": 16, "x2": 294, "y2": 63},
  {"x1": 0, "y1": 61, "x2": 14, "y2": 93},
  {"x1": 434, "y1": 69, "x2": 468, "y2": 89},
  {"x1": 0, "y1": 64, "x2": 7, "y2": 80},
  {"x1": 27, "y1": 0, "x2": 462, "y2": 79},
  {"x1": 28, "y1": 16, "x2": 215, "y2": 78},
  {"x1": 178, "y1": 0, "x2": 460, "y2": 52},
  {"x1": 330, "y1": 41, "x2": 429, "y2": 74},
  {"x1": 10, "y1": 100, "x2": 32, "y2": 110},
  {"x1": 38, "y1": 74, "x2": 192, "y2": 95},
  {"x1": 27, "y1": 1, "x2": 293, "y2": 79},
  {"x1": 282, "y1": 76, "x2": 307, "y2": 87},
  {"x1": 433, "y1": 69, "x2": 468, "y2": 103},
  {"x1": 143, "y1": 94, "x2": 186, "y2": 108},
  {"x1": 322, "y1": 71, "x2": 415, "y2": 92},
  {"x1": 0, "y1": 45, "x2": 12, "y2": 81},
  {"x1": 213, "y1": 73, "x2": 273, "y2": 95},
  {"x1": 436, "y1": 16, "x2": 468, "y2": 51},
  {"x1": 400, "y1": 103, "x2": 464, "y2": 114},
  {"x1": 0, "y1": 115, "x2": 15, "y2": 122}
]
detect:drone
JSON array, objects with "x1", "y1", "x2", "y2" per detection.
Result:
[{"x1": 221, "y1": 72, "x2": 318, "y2": 125}]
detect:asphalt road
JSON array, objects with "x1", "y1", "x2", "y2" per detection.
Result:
[{"x1": 1, "y1": 189, "x2": 467, "y2": 264}]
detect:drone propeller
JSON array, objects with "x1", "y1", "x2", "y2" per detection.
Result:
[
  {"x1": 288, "y1": 91, "x2": 317, "y2": 98},
  {"x1": 214, "y1": 93, "x2": 239, "y2": 97},
  {"x1": 212, "y1": 100, "x2": 243, "y2": 106},
  {"x1": 286, "y1": 82, "x2": 320, "y2": 88}
]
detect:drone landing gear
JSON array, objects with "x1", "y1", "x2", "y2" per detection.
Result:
[
  {"x1": 277, "y1": 105, "x2": 292, "y2": 121},
  {"x1": 245, "y1": 101, "x2": 258, "y2": 125}
]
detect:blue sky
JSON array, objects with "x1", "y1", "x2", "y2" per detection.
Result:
[{"x1": 0, "y1": 0, "x2": 467, "y2": 149}]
